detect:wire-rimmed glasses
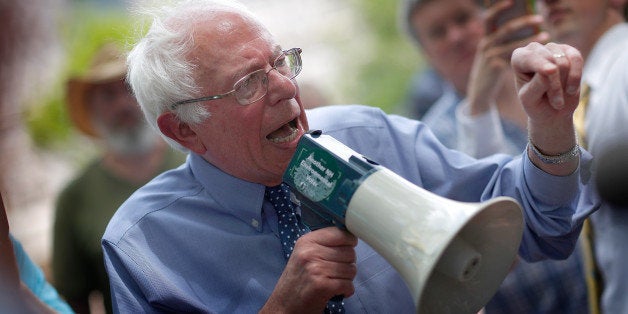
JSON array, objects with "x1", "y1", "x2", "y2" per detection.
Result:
[{"x1": 170, "y1": 47, "x2": 302, "y2": 109}]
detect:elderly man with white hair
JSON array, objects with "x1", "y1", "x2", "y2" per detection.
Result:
[{"x1": 102, "y1": 0, "x2": 597, "y2": 312}]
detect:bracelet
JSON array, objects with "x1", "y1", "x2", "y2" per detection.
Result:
[{"x1": 528, "y1": 140, "x2": 580, "y2": 164}]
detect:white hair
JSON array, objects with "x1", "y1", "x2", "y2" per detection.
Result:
[{"x1": 126, "y1": 0, "x2": 258, "y2": 151}]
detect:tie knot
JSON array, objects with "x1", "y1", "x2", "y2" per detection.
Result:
[
  {"x1": 265, "y1": 183, "x2": 291, "y2": 201},
  {"x1": 266, "y1": 183, "x2": 290, "y2": 210}
]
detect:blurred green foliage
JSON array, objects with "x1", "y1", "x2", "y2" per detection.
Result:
[
  {"x1": 349, "y1": 0, "x2": 426, "y2": 113},
  {"x1": 25, "y1": 4, "x2": 135, "y2": 148}
]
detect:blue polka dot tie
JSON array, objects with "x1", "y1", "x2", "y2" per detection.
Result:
[
  {"x1": 265, "y1": 183, "x2": 345, "y2": 313},
  {"x1": 265, "y1": 183, "x2": 308, "y2": 259}
]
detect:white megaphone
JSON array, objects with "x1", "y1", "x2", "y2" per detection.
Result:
[{"x1": 283, "y1": 130, "x2": 524, "y2": 314}]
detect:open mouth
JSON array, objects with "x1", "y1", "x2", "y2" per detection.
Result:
[{"x1": 267, "y1": 118, "x2": 298, "y2": 143}]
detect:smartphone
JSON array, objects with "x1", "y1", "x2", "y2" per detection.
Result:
[{"x1": 485, "y1": 0, "x2": 538, "y2": 43}]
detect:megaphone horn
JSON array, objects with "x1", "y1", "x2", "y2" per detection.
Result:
[{"x1": 283, "y1": 131, "x2": 524, "y2": 314}]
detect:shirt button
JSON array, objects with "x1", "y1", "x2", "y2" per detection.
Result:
[{"x1": 251, "y1": 219, "x2": 259, "y2": 228}]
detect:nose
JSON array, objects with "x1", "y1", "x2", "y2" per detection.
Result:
[
  {"x1": 446, "y1": 24, "x2": 467, "y2": 44},
  {"x1": 265, "y1": 68, "x2": 297, "y2": 105}
]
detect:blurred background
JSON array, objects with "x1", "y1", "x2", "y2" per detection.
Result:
[{"x1": 2, "y1": 0, "x2": 427, "y2": 290}]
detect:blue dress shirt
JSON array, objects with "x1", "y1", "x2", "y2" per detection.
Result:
[{"x1": 103, "y1": 105, "x2": 598, "y2": 313}]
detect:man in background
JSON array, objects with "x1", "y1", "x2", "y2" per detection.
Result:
[
  {"x1": 536, "y1": 0, "x2": 628, "y2": 312},
  {"x1": 398, "y1": 0, "x2": 588, "y2": 313},
  {"x1": 52, "y1": 43, "x2": 184, "y2": 313}
]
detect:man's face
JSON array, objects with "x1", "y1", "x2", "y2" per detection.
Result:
[
  {"x1": 411, "y1": 0, "x2": 484, "y2": 94},
  {"x1": 183, "y1": 12, "x2": 308, "y2": 186},
  {"x1": 89, "y1": 79, "x2": 157, "y2": 154},
  {"x1": 536, "y1": 0, "x2": 609, "y2": 52}
]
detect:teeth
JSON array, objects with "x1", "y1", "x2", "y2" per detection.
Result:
[{"x1": 269, "y1": 124, "x2": 298, "y2": 143}]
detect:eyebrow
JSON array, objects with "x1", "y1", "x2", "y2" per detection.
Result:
[
  {"x1": 271, "y1": 45, "x2": 283, "y2": 59},
  {"x1": 228, "y1": 45, "x2": 285, "y2": 82}
]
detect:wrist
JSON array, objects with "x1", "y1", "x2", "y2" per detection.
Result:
[
  {"x1": 527, "y1": 116, "x2": 578, "y2": 153},
  {"x1": 528, "y1": 138, "x2": 580, "y2": 164}
]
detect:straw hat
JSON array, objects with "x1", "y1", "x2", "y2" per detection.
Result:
[{"x1": 66, "y1": 43, "x2": 127, "y2": 137}]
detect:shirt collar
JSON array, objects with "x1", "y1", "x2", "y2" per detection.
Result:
[{"x1": 188, "y1": 153, "x2": 266, "y2": 231}]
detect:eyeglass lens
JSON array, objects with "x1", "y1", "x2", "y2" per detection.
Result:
[{"x1": 234, "y1": 49, "x2": 301, "y2": 104}]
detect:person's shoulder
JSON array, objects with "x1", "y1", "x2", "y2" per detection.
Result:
[
  {"x1": 307, "y1": 104, "x2": 385, "y2": 115},
  {"x1": 102, "y1": 162, "x2": 201, "y2": 243},
  {"x1": 307, "y1": 104, "x2": 387, "y2": 131}
]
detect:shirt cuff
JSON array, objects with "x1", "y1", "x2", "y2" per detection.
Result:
[
  {"x1": 522, "y1": 149, "x2": 581, "y2": 206},
  {"x1": 456, "y1": 100, "x2": 507, "y2": 157}
]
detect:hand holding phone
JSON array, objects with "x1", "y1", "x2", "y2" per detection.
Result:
[{"x1": 485, "y1": 0, "x2": 539, "y2": 43}]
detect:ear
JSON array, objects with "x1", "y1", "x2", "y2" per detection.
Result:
[{"x1": 157, "y1": 112, "x2": 207, "y2": 154}]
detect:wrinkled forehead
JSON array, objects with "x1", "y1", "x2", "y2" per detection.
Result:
[{"x1": 188, "y1": 9, "x2": 276, "y2": 65}]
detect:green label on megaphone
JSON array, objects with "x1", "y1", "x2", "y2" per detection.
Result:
[
  {"x1": 283, "y1": 130, "x2": 379, "y2": 229},
  {"x1": 290, "y1": 149, "x2": 341, "y2": 202}
]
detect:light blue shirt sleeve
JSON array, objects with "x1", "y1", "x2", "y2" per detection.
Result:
[
  {"x1": 307, "y1": 105, "x2": 598, "y2": 261},
  {"x1": 12, "y1": 234, "x2": 74, "y2": 314}
]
